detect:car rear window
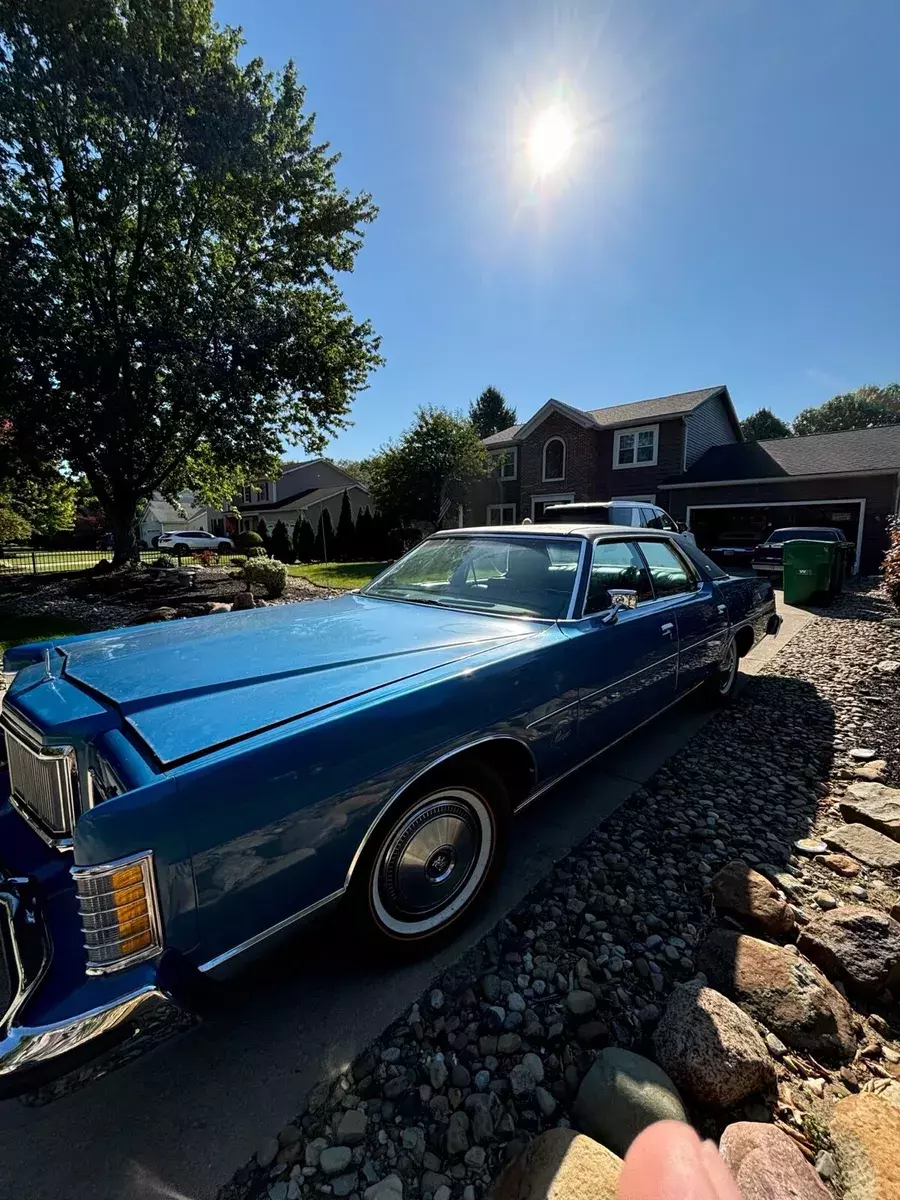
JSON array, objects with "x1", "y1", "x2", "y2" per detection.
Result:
[
  {"x1": 767, "y1": 528, "x2": 839, "y2": 543},
  {"x1": 544, "y1": 504, "x2": 612, "y2": 523}
]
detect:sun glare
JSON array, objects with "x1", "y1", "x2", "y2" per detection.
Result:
[{"x1": 527, "y1": 104, "x2": 576, "y2": 176}]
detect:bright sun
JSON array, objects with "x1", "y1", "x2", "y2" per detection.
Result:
[{"x1": 527, "y1": 104, "x2": 576, "y2": 176}]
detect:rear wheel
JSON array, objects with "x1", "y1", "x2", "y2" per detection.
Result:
[
  {"x1": 705, "y1": 636, "x2": 738, "y2": 705},
  {"x1": 174, "y1": 542, "x2": 190, "y2": 556},
  {"x1": 348, "y1": 762, "x2": 509, "y2": 954}
]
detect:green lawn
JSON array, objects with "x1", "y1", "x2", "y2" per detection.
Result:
[
  {"x1": 0, "y1": 612, "x2": 92, "y2": 656},
  {"x1": 286, "y1": 561, "x2": 388, "y2": 590}
]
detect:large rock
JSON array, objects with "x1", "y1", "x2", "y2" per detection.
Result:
[
  {"x1": 829, "y1": 1093, "x2": 900, "y2": 1200},
  {"x1": 719, "y1": 1122, "x2": 831, "y2": 1200},
  {"x1": 572, "y1": 1047, "x2": 687, "y2": 1156},
  {"x1": 489, "y1": 1129, "x2": 621, "y2": 1200},
  {"x1": 710, "y1": 860, "x2": 795, "y2": 936},
  {"x1": 652, "y1": 981, "x2": 775, "y2": 1109},
  {"x1": 798, "y1": 906, "x2": 900, "y2": 996},
  {"x1": 823, "y1": 824, "x2": 900, "y2": 868},
  {"x1": 697, "y1": 930, "x2": 855, "y2": 1061},
  {"x1": 841, "y1": 783, "x2": 900, "y2": 842},
  {"x1": 128, "y1": 605, "x2": 180, "y2": 624}
]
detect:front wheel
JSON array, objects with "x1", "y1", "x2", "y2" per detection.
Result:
[
  {"x1": 705, "y1": 635, "x2": 738, "y2": 705},
  {"x1": 348, "y1": 762, "x2": 509, "y2": 955}
]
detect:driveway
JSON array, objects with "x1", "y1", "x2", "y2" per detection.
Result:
[{"x1": 0, "y1": 608, "x2": 812, "y2": 1200}]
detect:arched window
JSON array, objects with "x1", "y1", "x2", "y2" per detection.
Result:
[{"x1": 542, "y1": 437, "x2": 566, "y2": 482}]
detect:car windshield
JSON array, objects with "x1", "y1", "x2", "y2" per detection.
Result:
[
  {"x1": 363, "y1": 535, "x2": 582, "y2": 619},
  {"x1": 766, "y1": 528, "x2": 839, "y2": 544}
]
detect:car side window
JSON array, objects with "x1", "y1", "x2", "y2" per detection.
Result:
[
  {"x1": 636, "y1": 540, "x2": 697, "y2": 598},
  {"x1": 584, "y1": 541, "x2": 653, "y2": 615},
  {"x1": 642, "y1": 508, "x2": 663, "y2": 529},
  {"x1": 609, "y1": 505, "x2": 634, "y2": 526},
  {"x1": 658, "y1": 510, "x2": 679, "y2": 532}
]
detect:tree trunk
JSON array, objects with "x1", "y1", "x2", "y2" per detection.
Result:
[{"x1": 109, "y1": 499, "x2": 140, "y2": 567}]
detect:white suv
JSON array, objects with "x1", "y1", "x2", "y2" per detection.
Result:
[
  {"x1": 157, "y1": 529, "x2": 234, "y2": 553},
  {"x1": 542, "y1": 501, "x2": 696, "y2": 545}
]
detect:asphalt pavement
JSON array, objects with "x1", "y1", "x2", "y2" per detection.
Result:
[{"x1": 0, "y1": 598, "x2": 812, "y2": 1200}]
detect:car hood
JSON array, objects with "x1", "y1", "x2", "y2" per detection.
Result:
[{"x1": 57, "y1": 595, "x2": 542, "y2": 765}]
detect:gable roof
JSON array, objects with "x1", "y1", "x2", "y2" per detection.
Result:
[
  {"x1": 668, "y1": 424, "x2": 900, "y2": 486},
  {"x1": 237, "y1": 482, "x2": 369, "y2": 513},
  {"x1": 482, "y1": 386, "x2": 730, "y2": 447}
]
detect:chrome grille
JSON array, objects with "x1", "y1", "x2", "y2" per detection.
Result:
[{"x1": 4, "y1": 728, "x2": 75, "y2": 841}]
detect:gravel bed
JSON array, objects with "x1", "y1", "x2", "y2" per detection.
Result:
[{"x1": 219, "y1": 585, "x2": 900, "y2": 1200}]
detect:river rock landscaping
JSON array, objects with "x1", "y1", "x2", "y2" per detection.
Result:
[
  {"x1": 219, "y1": 584, "x2": 900, "y2": 1200},
  {"x1": 0, "y1": 560, "x2": 340, "y2": 634}
]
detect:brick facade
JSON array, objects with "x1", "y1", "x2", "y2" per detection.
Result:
[{"x1": 484, "y1": 412, "x2": 688, "y2": 522}]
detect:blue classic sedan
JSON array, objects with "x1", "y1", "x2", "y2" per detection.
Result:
[{"x1": 0, "y1": 524, "x2": 780, "y2": 1089}]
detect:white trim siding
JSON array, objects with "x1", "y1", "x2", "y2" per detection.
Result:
[{"x1": 613, "y1": 424, "x2": 659, "y2": 470}]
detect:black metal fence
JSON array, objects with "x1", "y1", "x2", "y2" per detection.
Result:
[{"x1": 0, "y1": 548, "x2": 250, "y2": 577}]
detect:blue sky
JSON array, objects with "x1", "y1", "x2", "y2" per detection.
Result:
[{"x1": 216, "y1": 0, "x2": 900, "y2": 459}]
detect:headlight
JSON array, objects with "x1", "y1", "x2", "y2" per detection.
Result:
[{"x1": 72, "y1": 851, "x2": 162, "y2": 974}]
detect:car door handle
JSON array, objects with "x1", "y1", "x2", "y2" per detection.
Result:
[{"x1": 660, "y1": 622, "x2": 675, "y2": 637}]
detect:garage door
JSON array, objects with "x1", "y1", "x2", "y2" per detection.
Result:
[{"x1": 688, "y1": 501, "x2": 863, "y2": 569}]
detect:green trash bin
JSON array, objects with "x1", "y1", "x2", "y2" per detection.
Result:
[{"x1": 783, "y1": 539, "x2": 839, "y2": 605}]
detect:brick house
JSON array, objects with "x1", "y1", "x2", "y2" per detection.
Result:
[{"x1": 475, "y1": 386, "x2": 741, "y2": 524}]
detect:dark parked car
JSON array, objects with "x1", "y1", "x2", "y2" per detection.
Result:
[
  {"x1": 704, "y1": 544, "x2": 757, "y2": 569},
  {"x1": 0, "y1": 524, "x2": 781, "y2": 1092},
  {"x1": 752, "y1": 527, "x2": 853, "y2": 578}
]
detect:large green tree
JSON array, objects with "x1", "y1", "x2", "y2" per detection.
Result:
[
  {"x1": 793, "y1": 384, "x2": 900, "y2": 436},
  {"x1": 469, "y1": 386, "x2": 517, "y2": 440},
  {"x1": 740, "y1": 407, "x2": 791, "y2": 441},
  {"x1": 0, "y1": 0, "x2": 381, "y2": 563},
  {"x1": 370, "y1": 406, "x2": 489, "y2": 529}
]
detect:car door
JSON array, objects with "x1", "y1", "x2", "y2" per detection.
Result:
[
  {"x1": 634, "y1": 538, "x2": 729, "y2": 695},
  {"x1": 560, "y1": 538, "x2": 679, "y2": 753}
]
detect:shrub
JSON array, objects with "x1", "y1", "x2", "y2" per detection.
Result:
[
  {"x1": 884, "y1": 515, "x2": 900, "y2": 610},
  {"x1": 229, "y1": 554, "x2": 248, "y2": 568},
  {"x1": 244, "y1": 545, "x2": 268, "y2": 558},
  {"x1": 151, "y1": 554, "x2": 176, "y2": 569},
  {"x1": 236, "y1": 530, "x2": 264, "y2": 549},
  {"x1": 243, "y1": 557, "x2": 287, "y2": 598},
  {"x1": 192, "y1": 549, "x2": 218, "y2": 567}
]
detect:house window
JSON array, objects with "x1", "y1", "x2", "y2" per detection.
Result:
[
  {"x1": 491, "y1": 448, "x2": 518, "y2": 481},
  {"x1": 613, "y1": 425, "x2": 658, "y2": 469},
  {"x1": 542, "y1": 437, "x2": 566, "y2": 482},
  {"x1": 487, "y1": 503, "x2": 517, "y2": 525},
  {"x1": 242, "y1": 485, "x2": 252, "y2": 503}
]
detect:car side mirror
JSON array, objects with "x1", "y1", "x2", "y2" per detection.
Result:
[{"x1": 601, "y1": 588, "x2": 638, "y2": 625}]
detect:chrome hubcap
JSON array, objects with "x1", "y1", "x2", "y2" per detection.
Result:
[
  {"x1": 719, "y1": 639, "x2": 737, "y2": 693},
  {"x1": 372, "y1": 789, "x2": 493, "y2": 935}
]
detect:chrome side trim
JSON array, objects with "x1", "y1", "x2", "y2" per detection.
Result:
[
  {"x1": 342, "y1": 734, "x2": 538, "y2": 892},
  {"x1": 565, "y1": 541, "x2": 589, "y2": 621},
  {"x1": 525, "y1": 698, "x2": 579, "y2": 730},
  {"x1": 513, "y1": 678, "x2": 708, "y2": 815},
  {"x1": 579, "y1": 650, "x2": 680, "y2": 706},
  {"x1": 198, "y1": 888, "x2": 344, "y2": 974},
  {"x1": 0, "y1": 985, "x2": 171, "y2": 1080}
]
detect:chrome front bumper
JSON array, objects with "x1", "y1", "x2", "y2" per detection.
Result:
[{"x1": 0, "y1": 984, "x2": 175, "y2": 1090}]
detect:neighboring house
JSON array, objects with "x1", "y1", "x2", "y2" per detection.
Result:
[
  {"x1": 659, "y1": 425, "x2": 900, "y2": 575},
  {"x1": 209, "y1": 458, "x2": 370, "y2": 537},
  {"x1": 476, "y1": 386, "x2": 741, "y2": 524},
  {"x1": 138, "y1": 491, "x2": 212, "y2": 546}
]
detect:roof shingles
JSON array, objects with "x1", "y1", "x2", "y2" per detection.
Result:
[
  {"x1": 481, "y1": 386, "x2": 726, "y2": 447},
  {"x1": 669, "y1": 424, "x2": 900, "y2": 484}
]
